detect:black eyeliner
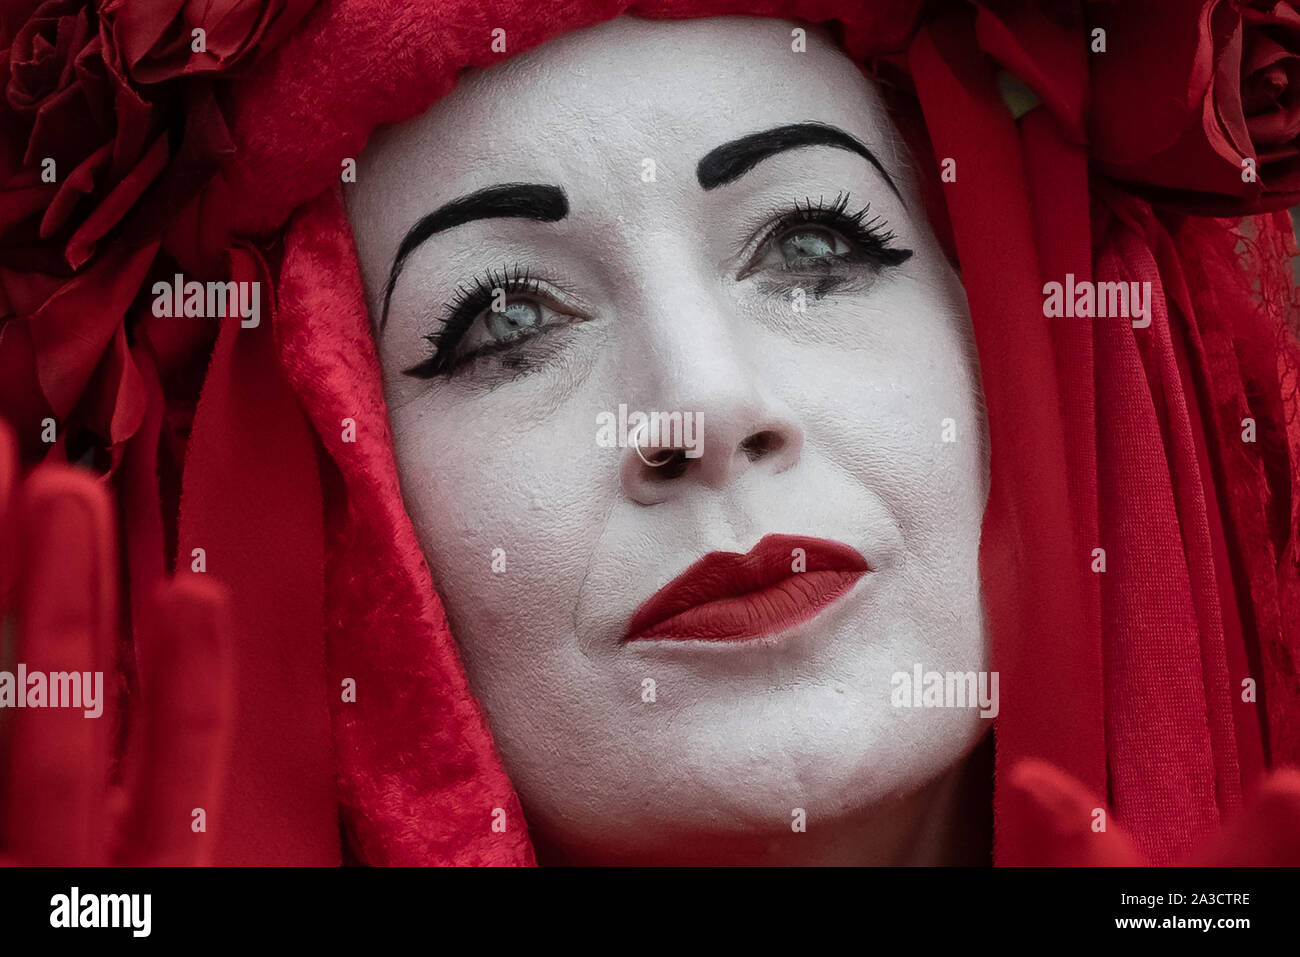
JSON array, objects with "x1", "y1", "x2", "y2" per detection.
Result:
[{"x1": 402, "y1": 265, "x2": 542, "y2": 378}]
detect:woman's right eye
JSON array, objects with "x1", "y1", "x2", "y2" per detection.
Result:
[
  {"x1": 453, "y1": 296, "x2": 563, "y2": 361},
  {"x1": 484, "y1": 299, "x2": 545, "y2": 341},
  {"x1": 402, "y1": 270, "x2": 585, "y2": 379}
]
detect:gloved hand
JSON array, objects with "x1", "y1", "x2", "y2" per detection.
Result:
[
  {"x1": 1003, "y1": 757, "x2": 1300, "y2": 865},
  {"x1": 0, "y1": 419, "x2": 234, "y2": 866}
]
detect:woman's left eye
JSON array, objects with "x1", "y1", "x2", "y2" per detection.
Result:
[
  {"x1": 765, "y1": 226, "x2": 855, "y2": 269},
  {"x1": 742, "y1": 192, "x2": 913, "y2": 280}
]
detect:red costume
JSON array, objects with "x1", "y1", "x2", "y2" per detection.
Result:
[{"x1": 1, "y1": 0, "x2": 1299, "y2": 865}]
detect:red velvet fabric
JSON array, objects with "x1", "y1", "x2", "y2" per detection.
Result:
[
  {"x1": 274, "y1": 195, "x2": 533, "y2": 865},
  {"x1": 908, "y1": 9, "x2": 1110, "y2": 862}
]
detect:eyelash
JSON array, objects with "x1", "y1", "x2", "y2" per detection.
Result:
[{"x1": 402, "y1": 192, "x2": 913, "y2": 380}]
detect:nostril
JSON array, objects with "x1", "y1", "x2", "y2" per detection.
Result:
[
  {"x1": 739, "y1": 430, "x2": 781, "y2": 462},
  {"x1": 645, "y1": 448, "x2": 690, "y2": 480}
]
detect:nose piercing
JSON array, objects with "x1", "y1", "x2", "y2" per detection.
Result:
[{"x1": 630, "y1": 420, "x2": 677, "y2": 468}]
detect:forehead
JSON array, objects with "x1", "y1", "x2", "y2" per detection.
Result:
[{"x1": 353, "y1": 16, "x2": 898, "y2": 203}]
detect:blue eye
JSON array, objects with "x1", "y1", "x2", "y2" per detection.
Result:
[
  {"x1": 486, "y1": 300, "x2": 545, "y2": 341},
  {"x1": 776, "y1": 228, "x2": 851, "y2": 267}
]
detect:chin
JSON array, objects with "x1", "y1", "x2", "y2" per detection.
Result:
[{"x1": 503, "y1": 645, "x2": 988, "y2": 865}]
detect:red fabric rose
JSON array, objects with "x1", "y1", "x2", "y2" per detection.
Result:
[
  {"x1": 0, "y1": 0, "x2": 311, "y2": 465},
  {"x1": 5, "y1": 0, "x2": 92, "y2": 116},
  {"x1": 1, "y1": 0, "x2": 166, "y2": 271},
  {"x1": 1241, "y1": 3, "x2": 1300, "y2": 159},
  {"x1": 100, "y1": 0, "x2": 319, "y2": 85},
  {"x1": 1090, "y1": 0, "x2": 1300, "y2": 214}
]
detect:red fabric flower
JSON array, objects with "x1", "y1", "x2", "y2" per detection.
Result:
[
  {"x1": 1090, "y1": 0, "x2": 1300, "y2": 214},
  {"x1": 0, "y1": 0, "x2": 312, "y2": 464},
  {"x1": 100, "y1": 0, "x2": 320, "y2": 85},
  {"x1": 1, "y1": 0, "x2": 166, "y2": 271}
]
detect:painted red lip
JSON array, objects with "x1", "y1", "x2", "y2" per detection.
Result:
[{"x1": 623, "y1": 533, "x2": 870, "y2": 643}]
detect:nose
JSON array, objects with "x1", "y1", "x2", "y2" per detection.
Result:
[{"x1": 618, "y1": 347, "x2": 804, "y2": 507}]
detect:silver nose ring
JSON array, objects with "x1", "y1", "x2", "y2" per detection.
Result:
[{"x1": 630, "y1": 420, "x2": 674, "y2": 468}]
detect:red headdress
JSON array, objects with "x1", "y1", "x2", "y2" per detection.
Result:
[{"x1": 2, "y1": 0, "x2": 1300, "y2": 866}]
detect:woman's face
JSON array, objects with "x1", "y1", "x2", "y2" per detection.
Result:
[{"x1": 346, "y1": 15, "x2": 991, "y2": 863}]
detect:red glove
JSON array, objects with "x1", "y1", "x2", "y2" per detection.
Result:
[
  {"x1": 0, "y1": 419, "x2": 234, "y2": 866},
  {"x1": 1004, "y1": 757, "x2": 1300, "y2": 865}
]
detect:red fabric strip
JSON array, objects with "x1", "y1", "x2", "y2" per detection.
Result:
[
  {"x1": 910, "y1": 13, "x2": 1105, "y2": 865},
  {"x1": 176, "y1": 247, "x2": 340, "y2": 864}
]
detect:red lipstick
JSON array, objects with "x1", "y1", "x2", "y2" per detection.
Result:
[{"x1": 624, "y1": 534, "x2": 869, "y2": 643}]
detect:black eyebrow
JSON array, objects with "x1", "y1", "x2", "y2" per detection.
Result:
[
  {"x1": 696, "y1": 122, "x2": 902, "y2": 201},
  {"x1": 380, "y1": 182, "x2": 568, "y2": 328}
]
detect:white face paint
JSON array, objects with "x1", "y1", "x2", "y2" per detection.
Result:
[{"x1": 346, "y1": 14, "x2": 992, "y2": 865}]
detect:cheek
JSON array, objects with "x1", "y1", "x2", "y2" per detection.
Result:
[
  {"x1": 795, "y1": 270, "x2": 984, "y2": 515},
  {"x1": 385, "y1": 393, "x2": 616, "y2": 667}
]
